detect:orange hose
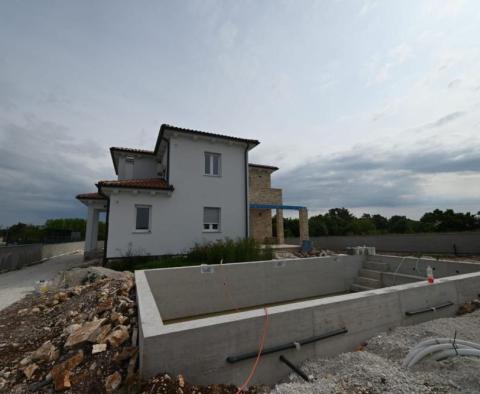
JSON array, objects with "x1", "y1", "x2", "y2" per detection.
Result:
[{"x1": 236, "y1": 307, "x2": 270, "y2": 393}]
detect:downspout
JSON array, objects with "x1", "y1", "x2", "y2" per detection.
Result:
[
  {"x1": 165, "y1": 137, "x2": 170, "y2": 183},
  {"x1": 244, "y1": 144, "x2": 249, "y2": 238}
]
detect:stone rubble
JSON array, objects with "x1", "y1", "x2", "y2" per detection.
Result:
[{"x1": 0, "y1": 267, "x2": 138, "y2": 393}]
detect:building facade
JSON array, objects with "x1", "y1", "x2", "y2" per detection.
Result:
[{"x1": 77, "y1": 124, "x2": 308, "y2": 259}]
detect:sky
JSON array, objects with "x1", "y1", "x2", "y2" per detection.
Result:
[{"x1": 1, "y1": 0, "x2": 480, "y2": 226}]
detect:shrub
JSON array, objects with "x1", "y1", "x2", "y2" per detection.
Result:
[
  {"x1": 187, "y1": 238, "x2": 272, "y2": 265},
  {"x1": 108, "y1": 237, "x2": 273, "y2": 271}
]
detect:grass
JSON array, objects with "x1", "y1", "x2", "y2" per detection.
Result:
[{"x1": 107, "y1": 238, "x2": 273, "y2": 272}]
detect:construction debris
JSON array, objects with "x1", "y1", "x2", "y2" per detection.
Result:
[
  {"x1": 0, "y1": 267, "x2": 138, "y2": 393},
  {"x1": 0, "y1": 265, "x2": 266, "y2": 393},
  {"x1": 141, "y1": 373, "x2": 263, "y2": 393},
  {"x1": 293, "y1": 248, "x2": 336, "y2": 258}
]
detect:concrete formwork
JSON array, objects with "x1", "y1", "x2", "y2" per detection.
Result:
[{"x1": 136, "y1": 255, "x2": 480, "y2": 386}]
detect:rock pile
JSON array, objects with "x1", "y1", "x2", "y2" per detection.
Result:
[
  {"x1": 141, "y1": 373, "x2": 263, "y2": 394},
  {"x1": 0, "y1": 268, "x2": 138, "y2": 393},
  {"x1": 294, "y1": 249, "x2": 336, "y2": 258}
]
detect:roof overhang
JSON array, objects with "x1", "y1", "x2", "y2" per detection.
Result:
[
  {"x1": 154, "y1": 124, "x2": 260, "y2": 154},
  {"x1": 96, "y1": 178, "x2": 174, "y2": 197},
  {"x1": 76, "y1": 193, "x2": 108, "y2": 208},
  {"x1": 248, "y1": 163, "x2": 279, "y2": 172}
]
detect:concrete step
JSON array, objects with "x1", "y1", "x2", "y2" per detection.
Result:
[
  {"x1": 382, "y1": 272, "x2": 425, "y2": 286},
  {"x1": 355, "y1": 276, "x2": 382, "y2": 288},
  {"x1": 350, "y1": 283, "x2": 375, "y2": 292},
  {"x1": 363, "y1": 261, "x2": 390, "y2": 272},
  {"x1": 358, "y1": 268, "x2": 382, "y2": 280}
]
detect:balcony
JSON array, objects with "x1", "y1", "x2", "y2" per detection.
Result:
[{"x1": 249, "y1": 187, "x2": 282, "y2": 206}]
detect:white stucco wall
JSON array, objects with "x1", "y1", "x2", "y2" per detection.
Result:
[
  {"x1": 117, "y1": 155, "x2": 159, "y2": 180},
  {"x1": 106, "y1": 134, "x2": 248, "y2": 257}
]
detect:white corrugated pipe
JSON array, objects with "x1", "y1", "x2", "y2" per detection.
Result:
[{"x1": 404, "y1": 338, "x2": 480, "y2": 368}]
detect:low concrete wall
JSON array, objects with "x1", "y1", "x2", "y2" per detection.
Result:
[
  {"x1": 0, "y1": 241, "x2": 85, "y2": 272},
  {"x1": 370, "y1": 254, "x2": 480, "y2": 278},
  {"x1": 287, "y1": 231, "x2": 480, "y2": 255},
  {"x1": 146, "y1": 255, "x2": 363, "y2": 321},
  {"x1": 367, "y1": 254, "x2": 480, "y2": 287},
  {"x1": 137, "y1": 256, "x2": 480, "y2": 386}
]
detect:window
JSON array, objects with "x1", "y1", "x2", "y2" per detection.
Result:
[
  {"x1": 203, "y1": 207, "x2": 220, "y2": 232},
  {"x1": 204, "y1": 152, "x2": 221, "y2": 176},
  {"x1": 135, "y1": 205, "x2": 151, "y2": 231}
]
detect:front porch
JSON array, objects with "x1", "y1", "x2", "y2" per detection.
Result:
[
  {"x1": 76, "y1": 193, "x2": 108, "y2": 259},
  {"x1": 249, "y1": 203, "x2": 309, "y2": 245}
]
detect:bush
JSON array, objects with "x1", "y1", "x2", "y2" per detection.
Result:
[
  {"x1": 187, "y1": 238, "x2": 272, "y2": 265},
  {"x1": 108, "y1": 238, "x2": 273, "y2": 272}
]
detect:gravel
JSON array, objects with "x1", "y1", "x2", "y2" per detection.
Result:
[{"x1": 271, "y1": 310, "x2": 480, "y2": 394}]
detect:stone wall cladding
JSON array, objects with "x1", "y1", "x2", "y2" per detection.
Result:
[
  {"x1": 248, "y1": 167, "x2": 282, "y2": 205},
  {"x1": 248, "y1": 166, "x2": 283, "y2": 241},
  {"x1": 249, "y1": 167, "x2": 271, "y2": 190},
  {"x1": 249, "y1": 209, "x2": 273, "y2": 242}
]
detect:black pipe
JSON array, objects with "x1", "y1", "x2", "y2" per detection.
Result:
[
  {"x1": 279, "y1": 355, "x2": 310, "y2": 382},
  {"x1": 226, "y1": 327, "x2": 347, "y2": 363},
  {"x1": 405, "y1": 301, "x2": 453, "y2": 316}
]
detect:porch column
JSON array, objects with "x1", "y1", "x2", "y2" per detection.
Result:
[
  {"x1": 85, "y1": 206, "x2": 99, "y2": 254},
  {"x1": 299, "y1": 207, "x2": 309, "y2": 242},
  {"x1": 275, "y1": 208, "x2": 285, "y2": 245}
]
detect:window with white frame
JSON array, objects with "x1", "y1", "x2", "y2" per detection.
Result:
[
  {"x1": 203, "y1": 207, "x2": 221, "y2": 232},
  {"x1": 204, "y1": 152, "x2": 221, "y2": 176},
  {"x1": 135, "y1": 205, "x2": 151, "y2": 231}
]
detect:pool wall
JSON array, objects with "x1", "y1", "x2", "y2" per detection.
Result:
[{"x1": 136, "y1": 255, "x2": 480, "y2": 386}]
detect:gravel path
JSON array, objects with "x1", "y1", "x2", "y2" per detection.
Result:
[
  {"x1": 0, "y1": 252, "x2": 89, "y2": 311},
  {"x1": 271, "y1": 310, "x2": 480, "y2": 393}
]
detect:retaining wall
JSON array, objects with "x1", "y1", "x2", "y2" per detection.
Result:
[
  {"x1": 0, "y1": 241, "x2": 87, "y2": 272},
  {"x1": 287, "y1": 231, "x2": 480, "y2": 255},
  {"x1": 137, "y1": 256, "x2": 480, "y2": 386}
]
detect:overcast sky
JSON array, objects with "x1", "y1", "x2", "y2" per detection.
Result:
[{"x1": 1, "y1": 0, "x2": 480, "y2": 226}]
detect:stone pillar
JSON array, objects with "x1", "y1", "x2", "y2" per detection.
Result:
[
  {"x1": 276, "y1": 208, "x2": 285, "y2": 245},
  {"x1": 85, "y1": 206, "x2": 99, "y2": 254},
  {"x1": 299, "y1": 207, "x2": 309, "y2": 242}
]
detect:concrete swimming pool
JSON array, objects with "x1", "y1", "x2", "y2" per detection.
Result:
[{"x1": 136, "y1": 254, "x2": 480, "y2": 385}]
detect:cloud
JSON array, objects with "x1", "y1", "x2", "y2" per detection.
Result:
[
  {"x1": 448, "y1": 79, "x2": 462, "y2": 89},
  {"x1": 366, "y1": 43, "x2": 412, "y2": 85},
  {"x1": 275, "y1": 143, "x2": 480, "y2": 212},
  {"x1": 389, "y1": 43, "x2": 412, "y2": 64},
  {"x1": 0, "y1": 116, "x2": 112, "y2": 225},
  {"x1": 420, "y1": 111, "x2": 465, "y2": 130},
  {"x1": 358, "y1": 0, "x2": 379, "y2": 16}
]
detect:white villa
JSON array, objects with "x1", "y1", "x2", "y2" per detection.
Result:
[{"x1": 77, "y1": 124, "x2": 308, "y2": 259}]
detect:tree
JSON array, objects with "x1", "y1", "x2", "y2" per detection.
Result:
[
  {"x1": 371, "y1": 214, "x2": 389, "y2": 233},
  {"x1": 387, "y1": 216, "x2": 415, "y2": 234}
]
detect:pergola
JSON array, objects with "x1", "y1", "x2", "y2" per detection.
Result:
[{"x1": 249, "y1": 203, "x2": 309, "y2": 244}]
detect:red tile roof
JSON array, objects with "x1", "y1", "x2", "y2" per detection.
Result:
[
  {"x1": 160, "y1": 124, "x2": 260, "y2": 146},
  {"x1": 110, "y1": 147, "x2": 154, "y2": 154},
  {"x1": 76, "y1": 192, "x2": 106, "y2": 200},
  {"x1": 97, "y1": 178, "x2": 174, "y2": 191}
]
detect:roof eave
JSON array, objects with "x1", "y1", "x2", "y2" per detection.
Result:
[
  {"x1": 98, "y1": 185, "x2": 174, "y2": 193},
  {"x1": 155, "y1": 124, "x2": 260, "y2": 152}
]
